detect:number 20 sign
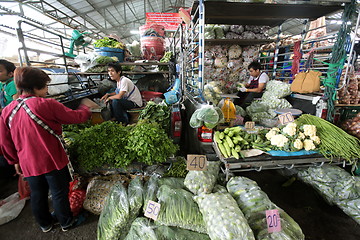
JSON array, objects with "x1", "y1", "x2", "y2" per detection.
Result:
[
  {"x1": 266, "y1": 209, "x2": 282, "y2": 233},
  {"x1": 278, "y1": 112, "x2": 294, "y2": 125}
]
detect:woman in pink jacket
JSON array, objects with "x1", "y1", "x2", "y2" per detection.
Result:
[{"x1": 0, "y1": 67, "x2": 95, "y2": 232}]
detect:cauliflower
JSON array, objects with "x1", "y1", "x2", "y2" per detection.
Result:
[
  {"x1": 270, "y1": 134, "x2": 289, "y2": 148},
  {"x1": 298, "y1": 132, "x2": 306, "y2": 140},
  {"x1": 293, "y1": 139, "x2": 304, "y2": 150},
  {"x1": 282, "y1": 122, "x2": 297, "y2": 136},
  {"x1": 266, "y1": 128, "x2": 280, "y2": 140},
  {"x1": 303, "y1": 139, "x2": 316, "y2": 151},
  {"x1": 303, "y1": 125, "x2": 317, "y2": 137},
  {"x1": 310, "y1": 135, "x2": 321, "y2": 145}
]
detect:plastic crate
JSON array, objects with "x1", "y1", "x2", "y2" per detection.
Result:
[{"x1": 95, "y1": 47, "x2": 125, "y2": 62}]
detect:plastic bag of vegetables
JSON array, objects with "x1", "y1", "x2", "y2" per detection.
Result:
[
  {"x1": 158, "y1": 177, "x2": 185, "y2": 189},
  {"x1": 190, "y1": 109, "x2": 204, "y2": 128},
  {"x1": 262, "y1": 80, "x2": 291, "y2": 99},
  {"x1": 124, "y1": 217, "x2": 157, "y2": 240},
  {"x1": 227, "y1": 177, "x2": 305, "y2": 240},
  {"x1": 194, "y1": 192, "x2": 255, "y2": 240},
  {"x1": 143, "y1": 175, "x2": 159, "y2": 213},
  {"x1": 338, "y1": 198, "x2": 360, "y2": 225},
  {"x1": 156, "y1": 185, "x2": 207, "y2": 233},
  {"x1": 97, "y1": 183, "x2": 129, "y2": 240},
  {"x1": 184, "y1": 161, "x2": 221, "y2": 195},
  {"x1": 128, "y1": 177, "x2": 144, "y2": 221},
  {"x1": 155, "y1": 225, "x2": 211, "y2": 240},
  {"x1": 213, "y1": 25, "x2": 225, "y2": 39}
]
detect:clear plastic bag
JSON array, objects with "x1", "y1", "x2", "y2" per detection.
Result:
[
  {"x1": 184, "y1": 161, "x2": 220, "y2": 195},
  {"x1": 227, "y1": 176, "x2": 305, "y2": 240},
  {"x1": 156, "y1": 185, "x2": 207, "y2": 233},
  {"x1": 158, "y1": 177, "x2": 185, "y2": 189},
  {"x1": 97, "y1": 183, "x2": 129, "y2": 240},
  {"x1": 124, "y1": 217, "x2": 158, "y2": 240},
  {"x1": 128, "y1": 177, "x2": 144, "y2": 221},
  {"x1": 143, "y1": 175, "x2": 159, "y2": 213},
  {"x1": 194, "y1": 192, "x2": 255, "y2": 240},
  {"x1": 0, "y1": 192, "x2": 27, "y2": 225}
]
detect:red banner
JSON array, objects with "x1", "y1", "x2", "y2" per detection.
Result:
[{"x1": 146, "y1": 12, "x2": 182, "y2": 31}]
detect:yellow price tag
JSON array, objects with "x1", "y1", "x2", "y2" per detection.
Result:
[
  {"x1": 278, "y1": 112, "x2": 295, "y2": 125},
  {"x1": 187, "y1": 155, "x2": 207, "y2": 171}
]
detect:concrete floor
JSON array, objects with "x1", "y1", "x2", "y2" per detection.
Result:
[{"x1": 1, "y1": 169, "x2": 360, "y2": 240}]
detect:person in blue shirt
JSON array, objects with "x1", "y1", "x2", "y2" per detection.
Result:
[
  {"x1": 0, "y1": 59, "x2": 18, "y2": 110},
  {"x1": 0, "y1": 59, "x2": 17, "y2": 178}
]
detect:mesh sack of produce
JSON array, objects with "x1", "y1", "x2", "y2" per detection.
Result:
[
  {"x1": 194, "y1": 192, "x2": 255, "y2": 240},
  {"x1": 97, "y1": 183, "x2": 129, "y2": 240},
  {"x1": 184, "y1": 161, "x2": 221, "y2": 195},
  {"x1": 228, "y1": 45, "x2": 242, "y2": 59},
  {"x1": 213, "y1": 67, "x2": 230, "y2": 82},
  {"x1": 242, "y1": 46, "x2": 259, "y2": 62},
  {"x1": 158, "y1": 177, "x2": 185, "y2": 189},
  {"x1": 204, "y1": 25, "x2": 216, "y2": 39},
  {"x1": 227, "y1": 59, "x2": 243, "y2": 72},
  {"x1": 241, "y1": 31, "x2": 256, "y2": 39},
  {"x1": 128, "y1": 177, "x2": 144, "y2": 221},
  {"x1": 210, "y1": 45, "x2": 228, "y2": 58},
  {"x1": 246, "y1": 101, "x2": 269, "y2": 114},
  {"x1": 214, "y1": 24, "x2": 225, "y2": 39},
  {"x1": 214, "y1": 57, "x2": 228, "y2": 68},
  {"x1": 83, "y1": 175, "x2": 128, "y2": 215},
  {"x1": 262, "y1": 80, "x2": 291, "y2": 99},
  {"x1": 227, "y1": 177, "x2": 305, "y2": 240},
  {"x1": 204, "y1": 57, "x2": 214, "y2": 66},
  {"x1": 338, "y1": 198, "x2": 360, "y2": 225},
  {"x1": 156, "y1": 185, "x2": 207, "y2": 233},
  {"x1": 255, "y1": 33, "x2": 268, "y2": 39},
  {"x1": 225, "y1": 32, "x2": 242, "y2": 39},
  {"x1": 212, "y1": 184, "x2": 228, "y2": 193},
  {"x1": 244, "y1": 25, "x2": 270, "y2": 34},
  {"x1": 261, "y1": 97, "x2": 292, "y2": 110},
  {"x1": 230, "y1": 25, "x2": 245, "y2": 34},
  {"x1": 143, "y1": 175, "x2": 159, "y2": 213}
]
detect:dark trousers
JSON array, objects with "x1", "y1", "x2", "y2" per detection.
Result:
[
  {"x1": 0, "y1": 155, "x2": 15, "y2": 178},
  {"x1": 26, "y1": 166, "x2": 72, "y2": 228},
  {"x1": 234, "y1": 91, "x2": 264, "y2": 108},
  {"x1": 110, "y1": 99, "x2": 136, "y2": 124}
]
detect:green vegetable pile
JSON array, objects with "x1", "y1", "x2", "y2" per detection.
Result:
[
  {"x1": 214, "y1": 127, "x2": 271, "y2": 159},
  {"x1": 159, "y1": 51, "x2": 173, "y2": 71},
  {"x1": 163, "y1": 157, "x2": 188, "y2": 178},
  {"x1": 296, "y1": 114, "x2": 360, "y2": 163},
  {"x1": 94, "y1": 37, "x2": 125, "y2": 49},
  {"x1": 70, "y1": 121, "x2": 178, "y2": 171},
  {"x1": 138, "y1": 101, "x2": 170, "y2": 131}
]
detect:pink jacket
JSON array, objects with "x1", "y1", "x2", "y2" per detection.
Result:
[{"x1": 0, "y1": 95, "x2": 91, "y2": 177}]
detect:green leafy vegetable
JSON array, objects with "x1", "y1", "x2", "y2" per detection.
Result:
[
  {"x1": 94, "y1": 37, "x2": 125, "y2": 49},
  {"x1": 163, "y1": 157, "x2": 188, "y2": 178},
  {"x1": 138, "y1": 101, "x2": 170, "y2": 131}
]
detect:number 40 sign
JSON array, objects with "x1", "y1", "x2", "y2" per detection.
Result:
[{"x1": 187, "y1": 155, "x2": 207, "y2": 171}]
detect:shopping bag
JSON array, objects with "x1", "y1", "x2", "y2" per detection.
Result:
[
  {"x1": 68, "y1": 178, "x2": 86, "y2": 216},
  {"x1": 18, "y1": 174, "x2": 31, "y2": 200},
  {"x1": 291, "y1": 70, "x2": 321, "y2": 93},
  {"x1": 0, "y1": 192, "x2": 27, "y2": 225}
]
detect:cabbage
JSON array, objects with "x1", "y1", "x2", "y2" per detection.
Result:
[
  {"x1": 184, "y1": 161, "x2": 220, "y2": 195},
  {"x1": 194, "y1": 192, "x2": 255, "y2": 240},
  {"x1": 227, "y1": 177, "x2": 305, "y2": 240},
  {"x1": 214, "y1": 24, "x2": 225, "y2": 39}
]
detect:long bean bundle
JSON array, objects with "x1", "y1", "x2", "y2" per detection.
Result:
[{"x1": 296, "y1": 114, "x2": 360, "y2": 163}]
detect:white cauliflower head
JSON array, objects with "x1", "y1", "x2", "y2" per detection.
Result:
[
  {"x1": 282, "y1": 122, "x2": 297, "y2": 136},
  {"x1": 266, "y1": 130, "x2": 278, "y2": 140},
  {"x1": 270, "y1": 134, "x2": 289, "y2": 148},
  {"x1": 303, "y1": 139, "x2": 316, "y2": 151},
  {"x1": 298, "y1": 132, "x2": 306, "y2": 140},
  {"x1": 310, "y1": 135, "x2": 321, "y2": 145},
  {"x1": 303, "y1": 125, "x2": 317, "y2": 137},
  {"x1": 293, "y1": 139, "x2": 304, "y2": 150}
]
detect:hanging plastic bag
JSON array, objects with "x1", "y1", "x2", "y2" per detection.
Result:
[
  {"x1": 0, "y1": 192, "x2": 27, "y2": 225},
  {"x1": 68, "y1": 178, "x2": 86, "y2": 216},
  {"x1": 18, "y1": 174, "x2": 31, "y2": 200}
]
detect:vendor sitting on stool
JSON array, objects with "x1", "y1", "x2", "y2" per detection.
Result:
[
  {"x1": 234, "y1": 61, "x2": 269, "y2": 108},
  {"x1": 101, "y1": 63, "x2": 143, "y2": 125}
]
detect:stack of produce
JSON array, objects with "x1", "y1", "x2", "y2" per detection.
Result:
[
  {"x1": 297, "y1": 165, "x2": 360, "y2": 224},
  {"x1": 296, "y1": 114, "x2": 360, "y2": 163},
  {"x1": 138, "y1": 101, "x2": 170, "y2": 131},
  {"x1": 184, "y1": 161, "x2": 221, "y2": 195},
  {"x1": 194, "y1": 192, "x2": 256, "y2": 240},
  {"x1": 163, "y1": 157, "x2": 188, "y2": 178},
  {"x1": 69, "y1": 121, "x2": 178, "y2": 171},
  {"x1": 341, "y1": 112, "x2": 360, "y2": 138},
  {"x1": 338, "y1": 68, "x2": 360, "y2": 105},
  {"x1": 227, "y1": 176, "x2": 305, "y2": 240},
  {"x1": 214, "y1": 127, "x2": 271, "y2": 159},
  {"x1": 246, "y1": 80, "x2": 292, "y2": 123},
  {"x1": 94, "y1": 37, "x2": 126, "y2": 49},
  {"x1": 265, "y1": 122, "x2": 321, "y2": 152},
  {"x1": 189, "y1": 105, "x2": 224, "y2": 129}
]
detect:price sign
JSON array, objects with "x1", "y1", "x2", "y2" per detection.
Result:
[
  {"x1": 144, "y1": 200, "x2": 161, "y2": 221},
  {"x1": 245, "y1": 121, "x2": 255, "y2": 130},
  {"x1": 278, "y1": 112, "x2": 294, "y2": 125},
  {"x1": 187, "y1": 155, "x2": 207, "y2": 171},
  {"x1": 266, "y1": 209, "x2": 282, "y2": 233}
]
